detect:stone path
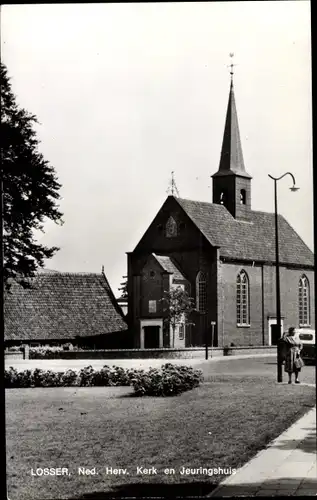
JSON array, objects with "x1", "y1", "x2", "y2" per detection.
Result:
[{"x1": 208, "y1": 406, "x2": 317, "y2": 497}]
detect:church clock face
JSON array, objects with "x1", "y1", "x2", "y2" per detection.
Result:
[{"x1": 165, "y1": 216, "x2": 178, "y2": 238}]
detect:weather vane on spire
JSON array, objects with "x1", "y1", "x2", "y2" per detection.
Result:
[
  {"x1": 166, "y1": 171, "x2": 180, "y2": 198},
  {"x1": 228, "y1": 52, "x2": 236, "y2": 80}
]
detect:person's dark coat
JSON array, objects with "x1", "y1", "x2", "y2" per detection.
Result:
[{"x1": 283, "y1": 336, "x2": 303, "y2": 373}]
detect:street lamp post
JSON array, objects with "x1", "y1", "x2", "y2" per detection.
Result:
[
  {"x1": 268, "y1": 172, "x2": 299, "y2": 382},
  {"x1": 210, "y1": 321, "x2": 216, "y2": 358},
  {"x1": 205, "y1": 313, "x2": 208, "y2": 360}
]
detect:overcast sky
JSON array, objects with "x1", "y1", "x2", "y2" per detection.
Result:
[{"x1": 1, "y1": 1, "x2": 312, "y2": 296}]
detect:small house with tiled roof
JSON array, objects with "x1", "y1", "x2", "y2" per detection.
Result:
[
  {"x1": 127, "y1": 77, "x2": 314, "y2": 349},
  {"x1": 4, "y1": 271, "x2": 129, "y2": 348}
]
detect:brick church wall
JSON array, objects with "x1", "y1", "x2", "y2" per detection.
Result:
[
  {"x1": 218, "y1": 262, "x2": 263, "y2": 346},
  {"x1": 168, "y1": 247, "x2": 218, "y2": 347},
  {"x1": 217, "y1": 261, "x2": 315, "y2": 347},
  {"x1": 139, "y1": 256, "x2": 169, "y2": 319},
  {"x1": 263, "y1": 266, "x2": 315, "y2": 333}
]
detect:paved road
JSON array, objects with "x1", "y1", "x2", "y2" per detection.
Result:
[{"x1": 5, "y1": 353, "x2": 276, "y2": 372}]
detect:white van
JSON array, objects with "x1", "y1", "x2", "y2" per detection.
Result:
[{"x1": 294, "y1": 329, "x2": 315, "y2": 364}]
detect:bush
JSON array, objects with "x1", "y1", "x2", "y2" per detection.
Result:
[
  {"x1": 62, "y1": 369, "x2": 79, "y2": 386},
  {"x1": 5, "y1": 367, "x2": 33, "y2": 388},
  {"x1": 4, "y1": 364, "x2": 203, "y2": 395},
  {"x1": 130, "y1": 363, "x2": 204, "y2": 396},
  {"x1": 109, "y1": 366, "x2": 134, "y2": 386},
  {"x1": 32, "y1": 368, "x2": 65, "y2": 387},
  {"x1": 79, "y1": 365, "x2": 95, "y2": 386},
  {"x1": 29, "y1": 346, "x2": 64, "y2": 359},
  {"x1": 28, "y1": 345, "x2": 102, "y2": 358},
  {"x1": 63, "y1": 343, "x2": 74, "y2": 351}
]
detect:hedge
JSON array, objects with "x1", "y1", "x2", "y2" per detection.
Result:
[
  {"x1": 29, "y1": 346, "x2": 72, "y2": 359},
  {"x1": 5, "y1": 364, "x2": 203, "y2": 396}
]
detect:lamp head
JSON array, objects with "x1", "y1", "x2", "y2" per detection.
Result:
[{"x1": 290, "y1": 186, "x2": 299, "y2": 192}]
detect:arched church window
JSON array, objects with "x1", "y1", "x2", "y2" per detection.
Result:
[
  {"x1": 236, "y1": 270, "x2": 250, "y2": 325},
  {"x1": 240, "y1": 189, "x2": 246, "y2": 205},
  {"x1": 165, "y1": 216, "x2": 178, "y2": 238},
  {"x1": 196, "y1": 271, "x2": 207, "y2": 312},
  {"x1": 299, "y1": 275, "x2": 310, "y2": 326}
]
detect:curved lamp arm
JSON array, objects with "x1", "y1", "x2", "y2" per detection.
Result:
[{"x1": 268, "y1": 172, "x2": 299, "y2": 191}]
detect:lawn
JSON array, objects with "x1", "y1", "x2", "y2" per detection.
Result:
[{"x1": 6, "y1": 357, "x2": 316, "y2": 500}]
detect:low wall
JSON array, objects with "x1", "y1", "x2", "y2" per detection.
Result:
[
  {"x1": 224, "y1": 346, "x2": 277, "y2": 356},
  {"x1": 5, "y1": 352, "x2": 24, "y2": 360},
  {"x1": 28, "y1": 346, "x2": 277, "y2": 360}
]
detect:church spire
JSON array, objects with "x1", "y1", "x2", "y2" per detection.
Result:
[
  {"x1": 212, "y1": 56, "x2": 252, "y2": 220},
  {"x1": 213, "y1": 55, "x2": 251, "y2": 179}
]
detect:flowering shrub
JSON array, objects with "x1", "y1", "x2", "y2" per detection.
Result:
[
  {"x1": 79, "y1": 365, "x2": 96, "y2": 386},
  {"x1": 130, "y1": 363, "x2": 204, "y2": 396},
  {"x1": 32, "y1": 369, "x2": 65, "y2": 387},
  {"x1": 62, "y1": 369, "x2": 79, "y2": 386},
  {"x1": 5, "y1": 367, "x2": 33, "y2": 388},
  {"x1": 5, "y1": 363, "x2": 203, "y2": 395},
  {"x1": 109, "y1": 366, "x2": 134, "y2": 386}
]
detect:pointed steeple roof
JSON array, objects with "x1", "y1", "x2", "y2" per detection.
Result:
[{"x1": 213, "y1": 78, "x2": 251, "y2": 178}]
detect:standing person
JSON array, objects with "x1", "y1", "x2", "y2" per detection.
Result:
[
  {"x1": 279, "y1": 330, "x2": 288, "y2": 364},
  {"x1": 283, "y1": 327, "x2": 304, "y2": 384}
]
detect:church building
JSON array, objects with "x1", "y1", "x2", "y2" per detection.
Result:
[{"x1": 127, "y1": 77, "x2": 314, "y2": 349}]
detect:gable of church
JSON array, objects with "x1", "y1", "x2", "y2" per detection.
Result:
[{"x1": 133, "y1": 196, "x2": 213, "y2": 255}]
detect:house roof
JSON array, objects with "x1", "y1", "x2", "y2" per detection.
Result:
[
  {"x1": 4, "y1": 272, "x2": 127, "y2": 341},
  {"x1": 39, "y1": 269, "x2": 61, "y2": 273},
  {"x1": 175, "y1": 197, "x2": 314, "y2": 267},
  {"x1": 153, "y1": 254, "x2": 187, "y2": 281}
]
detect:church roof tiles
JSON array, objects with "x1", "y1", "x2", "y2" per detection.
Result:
[
  {"x1": 176, "y1": 197, "x2": 314, "y2": 267},
  {"x1": 153, "y1": 254, "x2": 187, "y2": 280}
]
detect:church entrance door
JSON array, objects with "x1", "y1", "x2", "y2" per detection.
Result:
[
  {"x1": 268, "y1": 318, "x2": 284, "y2": 345},
  {"x1": 144, "y1": 326, "x2": 160, "y2": 349},
  {"x1": 271, "y1": 325, "x2": 280, "y2": 346},
  {"x1": 140, "y1": 319, "x2": 163, "y2": 348}
]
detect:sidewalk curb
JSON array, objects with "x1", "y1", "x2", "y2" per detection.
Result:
[
  {"x1": 207, "y1": 406, "x2": 316, "y2": 497},
  {"x1": 204, "y1": 353, "x2": 276, "y2": 361}
]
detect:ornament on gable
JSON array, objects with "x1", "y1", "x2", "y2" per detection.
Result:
[{"x1": 165, "y1": 216, "x2": 178, "y2": 238}]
